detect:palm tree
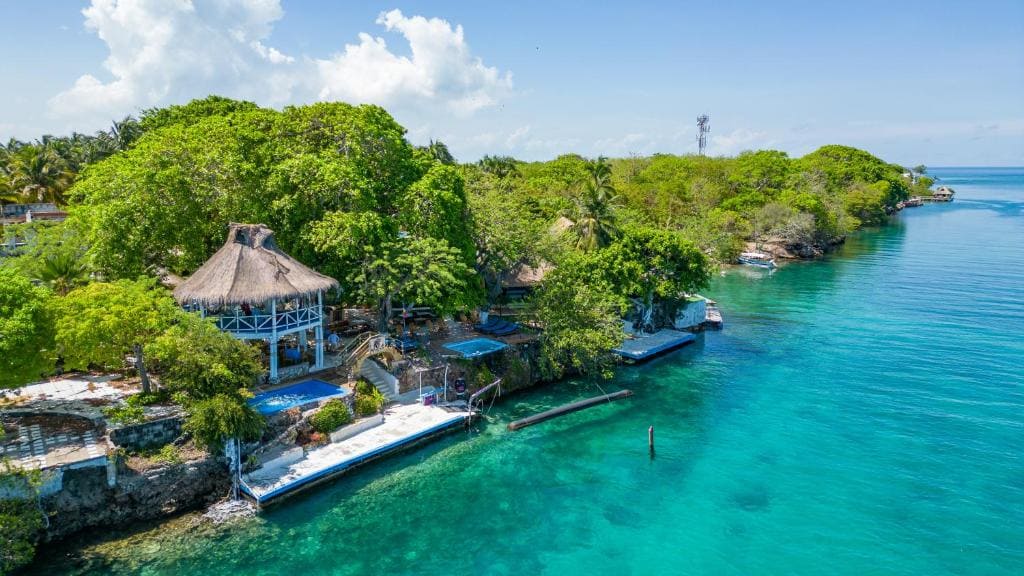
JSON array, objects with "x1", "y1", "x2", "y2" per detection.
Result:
[
  {"x1": 423, "y1": 139, "x2": 455, "y2": 165},
  {"x1": 563, "y1": 156, "x2": 621, "y2": 251},
  {"x1": 8, "y1": 147, "x2": 72, "y2": 204},
  {"x1": 566, "y1": 180, "x2": 621, "y2": 252},
  {"x1": 35, "y1": 251, "x2": 90, "y2": 296},
  {"x1": 109, "y1": 116, "x2": 142, "y2": 151}
]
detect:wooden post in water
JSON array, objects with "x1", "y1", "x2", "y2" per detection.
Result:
[{"x1": 649, "y1": 425, "x2": 655, "y2": 458}]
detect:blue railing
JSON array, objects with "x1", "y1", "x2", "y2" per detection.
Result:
[{"x1": 214, "y1": 306, "x2": 322, "y2": 336}]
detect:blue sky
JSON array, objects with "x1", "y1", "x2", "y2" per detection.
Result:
[{"x1": 1, "y1": 0, "x2": 1022, "y2": 165}]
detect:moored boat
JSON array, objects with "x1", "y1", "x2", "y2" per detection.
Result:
[{"x1": 738, "y1": 251, "x2": 776, "y2": 268}]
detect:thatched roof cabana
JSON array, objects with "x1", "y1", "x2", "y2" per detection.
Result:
[
  {"x1": 502, "y1": 261, "x2": 554, "y2": 289},
  {"x1": 174, "y1": 223, "x2": 338, "y2": 308}
]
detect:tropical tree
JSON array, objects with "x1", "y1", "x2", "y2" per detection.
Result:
[
  {"x1": 54, "y1": 279, "x2": 179, "y2": 393},
  {"x1": 598, "y1": 225, "x2": 712, "y2": 331},
  {"x1": 0, "y1": 268, "x2": 55, "y2": 388},
  {"x1": 7, "y1": 147, "x2": 72, "y2": 204},
  {"x1": 533, "y1": 254, "x2": 625, "y2": 379},
  {"x1": 34, "y1": 251, "x2": 90, "y2": 296},
  {"x1": 565, "y1": 183, "x2": 621, "y2": 252},
  {"x1": 422, "y1": 139, "x2": 456, "y2": 165},
  {"x1": 149, "y1": 312, "x2": 262, "y2": 401}
]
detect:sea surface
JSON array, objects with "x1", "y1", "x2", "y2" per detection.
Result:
[{"x1": 32, "y1": 167, "x2": 1024, "y2": 575}]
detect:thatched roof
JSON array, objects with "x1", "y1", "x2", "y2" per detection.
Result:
[
  {"x1": 503, "y1": 260, "x2": 554, "y2": 288},
  {"x1": 173, "y1": 223, "x2": 338, "y2": 308}
]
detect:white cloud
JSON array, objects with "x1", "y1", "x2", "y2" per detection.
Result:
[
  {"x1": 316, "y1": 9, "x2": 512, "y2": 115},
  {"x1": 48, "y1": 2, "x2": 511, "y2": 130},
  {"x1": 506, "y1": 125, "x2": 530, "y2": 148},
  {"x1": 710, "y1": 128, "x2": 771, "y2": 155}
]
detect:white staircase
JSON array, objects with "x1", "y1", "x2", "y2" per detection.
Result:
[{"x1": 359, "y1": 358, "x2": 400, "y2": 402}]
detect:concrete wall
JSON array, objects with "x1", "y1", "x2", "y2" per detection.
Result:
[
  {"x1": 109, "y1": 416, "x2": 183, "y2": 451},
  {"x1": 674, "y1": 299, "x2": 707, "y2": 330}
]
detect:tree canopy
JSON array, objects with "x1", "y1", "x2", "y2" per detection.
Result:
[
  {"x1": 0, "y1": 268, "x2": 55, "y2": 388},
  {"x1": 54, "y1": 279, "x2": 179, "y2": 392}
]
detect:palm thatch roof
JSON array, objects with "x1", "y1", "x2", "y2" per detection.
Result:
[
  {"x1": 173, "y1": 223, "x2": 338, "y2": 308},
  {"x1": 503, "y1": 260, "x2": 554, "y2": 288}
]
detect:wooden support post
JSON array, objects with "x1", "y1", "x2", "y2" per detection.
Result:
[
  {"x1": 269, "y1": 299, "x2": 278, "y2": 381},
  {"x1": 315, "y1": 291, "x2": 325, "y2": 369},
  {"x1": 649, "y1": 425, "x2": 655, "y2": 458}
]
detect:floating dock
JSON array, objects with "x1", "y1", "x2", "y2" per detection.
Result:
[
  {"x1": 613, "y1": 329, "x2": 696, "y2": 361},
  {"x1": 240, "y1": 403, "x2": 469, "y2": 505},
  {"x1": 507, "y1": 390, "x2": 633, "y2": 431}
]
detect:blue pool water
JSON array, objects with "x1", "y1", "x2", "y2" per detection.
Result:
[
  {"x1": 442, "y1": 337, "x2": 509, "y2": 358},
  {"x1": 248, "y1": 379, "x2": 347, "y2": 415},
  {"x1": 29, "y1": 167, "x2": 1024, "y2": 575}
]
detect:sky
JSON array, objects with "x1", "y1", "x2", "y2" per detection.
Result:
[{"x1": 1, "y1": 0, "x2": 1022, "y2": 165}]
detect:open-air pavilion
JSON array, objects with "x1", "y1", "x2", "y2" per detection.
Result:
[{"x1": 173, "y1": 223, "x2": 339, "y2": 381}]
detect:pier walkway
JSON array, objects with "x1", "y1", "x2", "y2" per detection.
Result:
[
  {"x1": 613, "y1": 329, "x2": 696, "y2": 360},
  {"x1": 241, "y1": 403, "x2": 469, "y2": 504}
]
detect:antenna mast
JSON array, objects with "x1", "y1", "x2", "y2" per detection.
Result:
[{"x1": 696, "y1": 114, "x2": 710, "y2": 156}]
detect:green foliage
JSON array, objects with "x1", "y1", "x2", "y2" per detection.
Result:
[
  {"x1": 149, "y1": 313, "x2": 262, "y2": 402},
  {"x1": 139, "y1": 95, "x2": 259, "y2": 132},
  {"x1": 183, "y1": 394, "x2": 264, "y2": 452},
  {"x1": 54, "y1": 278, "x2": 178, "y2": 376},
  {"x1": 354, "y1": 381, "x2": 386, "y2": 416},
  {"x1": 0, "y1": 268, "x2": 55, "y2": 388},
  {"x1": 310, "y1": 399, "x2": 353, "y2": 434},
  {"x1": 151, "y1": 444, "x2": 182, "y2": 465},
  {"x1": 103, "y1": 403, "x2": 146, "y2": 425},
  {"x1": 0, "y1": 460, "x2": 44, "y2": 573},
  {"x1": 533, "y1": 255, "x2": 626, "y2": 379},
  {"x1": 599, "y1": 225, "x2": 712, "y2": 307}
]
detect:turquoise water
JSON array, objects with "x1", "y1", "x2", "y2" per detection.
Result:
[{"x1": 35, "y1": 168, "x2": 1024, "y2": 575}]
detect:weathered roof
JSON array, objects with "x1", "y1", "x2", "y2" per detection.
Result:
[
  {"x1": 503, "y1": 260, "x2": 554, "y2": 288},
  {"x1": 173, "y1": 223, "x2": 338, "y2": 308}
]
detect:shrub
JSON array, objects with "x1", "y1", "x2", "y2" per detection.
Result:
[
  {"x1": 0, "y1": 461, "x2": 44, "y2": 573},
  {"x1": 154, "y1": 444, "x2": 181, "y2": 464},
  {"x1": 150, "y1": 313, "x2": 262, "y2": 402},
  {"x1": 354, "y1": 381, "x2": 386, "y2": 417},
  {"x1": 310, "y1": 399, "x2": 353, "y2": 434},
  {"x1": 183, "y1": 394, "x2": 264, "y2": 452},
  {"x1": 103, "y1": 403, "x2": 146, "y2": 425}
]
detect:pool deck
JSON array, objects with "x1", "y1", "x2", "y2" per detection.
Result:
[
  {"x1": 240, "y1": 402, "x2": 470, "y2": 504},
  {"x1": 613, "y1": 329, "x2": 696, "y2": 360}
]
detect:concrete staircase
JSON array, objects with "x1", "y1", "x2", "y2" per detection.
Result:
[{"x1": 359, "y1": 358, "x2": 400, "y2": 402}]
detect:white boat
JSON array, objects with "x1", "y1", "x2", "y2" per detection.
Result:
[{"x1": 738, "y1": 251, "x2": 776, "y2": 268}]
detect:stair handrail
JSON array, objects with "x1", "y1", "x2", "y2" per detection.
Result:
[{"x1": 343, "y1": 331, "x2": 377, "y2": 364}]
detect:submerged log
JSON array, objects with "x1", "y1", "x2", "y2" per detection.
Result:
[{"x1": 507, "y1": 389, "x2": 634, "y2": 431}]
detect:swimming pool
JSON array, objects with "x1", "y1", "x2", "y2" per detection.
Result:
[
  {"x1": 248, "y1": 379, "x2": 348, "y2": 415},
  {"x1": 442, "y1": 337, "x2": 508, "y2": 358}
]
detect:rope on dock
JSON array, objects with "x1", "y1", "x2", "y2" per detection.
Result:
[{"x1": 507, "y1": 390, "x2": 634, "y2": 431}]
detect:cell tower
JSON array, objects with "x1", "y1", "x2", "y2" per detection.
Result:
[{"x1": 696, "y1": 114, "x2": 710, "y2": 156}]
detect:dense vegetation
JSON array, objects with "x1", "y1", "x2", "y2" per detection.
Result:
[
  {"x1": 0, "y1": 96, "x2": 935, "y2": 569},
  {"x1": 1, "y1": 95, "x2": 931, "y2": 385}
]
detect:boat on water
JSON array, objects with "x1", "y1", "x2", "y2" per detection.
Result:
[{"x1": 738, "y1": 251, "x2": 776, "y2": 268}]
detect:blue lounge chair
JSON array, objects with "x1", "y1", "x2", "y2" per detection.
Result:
[
  {"x1": 480, "y1": 320, "x2": 512, "y2": 334},
  {"x1": 490, "y1": 323, "x2": 520, "y2": 336},
  {"x1": 473, "y1": 317, "x2": 503, "y2": 331}
]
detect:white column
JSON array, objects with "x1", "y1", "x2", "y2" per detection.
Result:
[
  {"x1": 269, "y1": 299, "x2": 278, "y2": 381},
  {"x1": 315, "y1": 290, "x2": 325, "y2": 369}
]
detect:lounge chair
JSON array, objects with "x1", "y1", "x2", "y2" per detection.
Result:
[
  {"x1": 479, "y1": 320, "x2": 512, "y2": 334},
  {"x1": 490, "y1": 323, "x2": 519, "y2": 336},
  {"x1": 473, "y1": 317, "x2": 504, "y2": 331}
]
